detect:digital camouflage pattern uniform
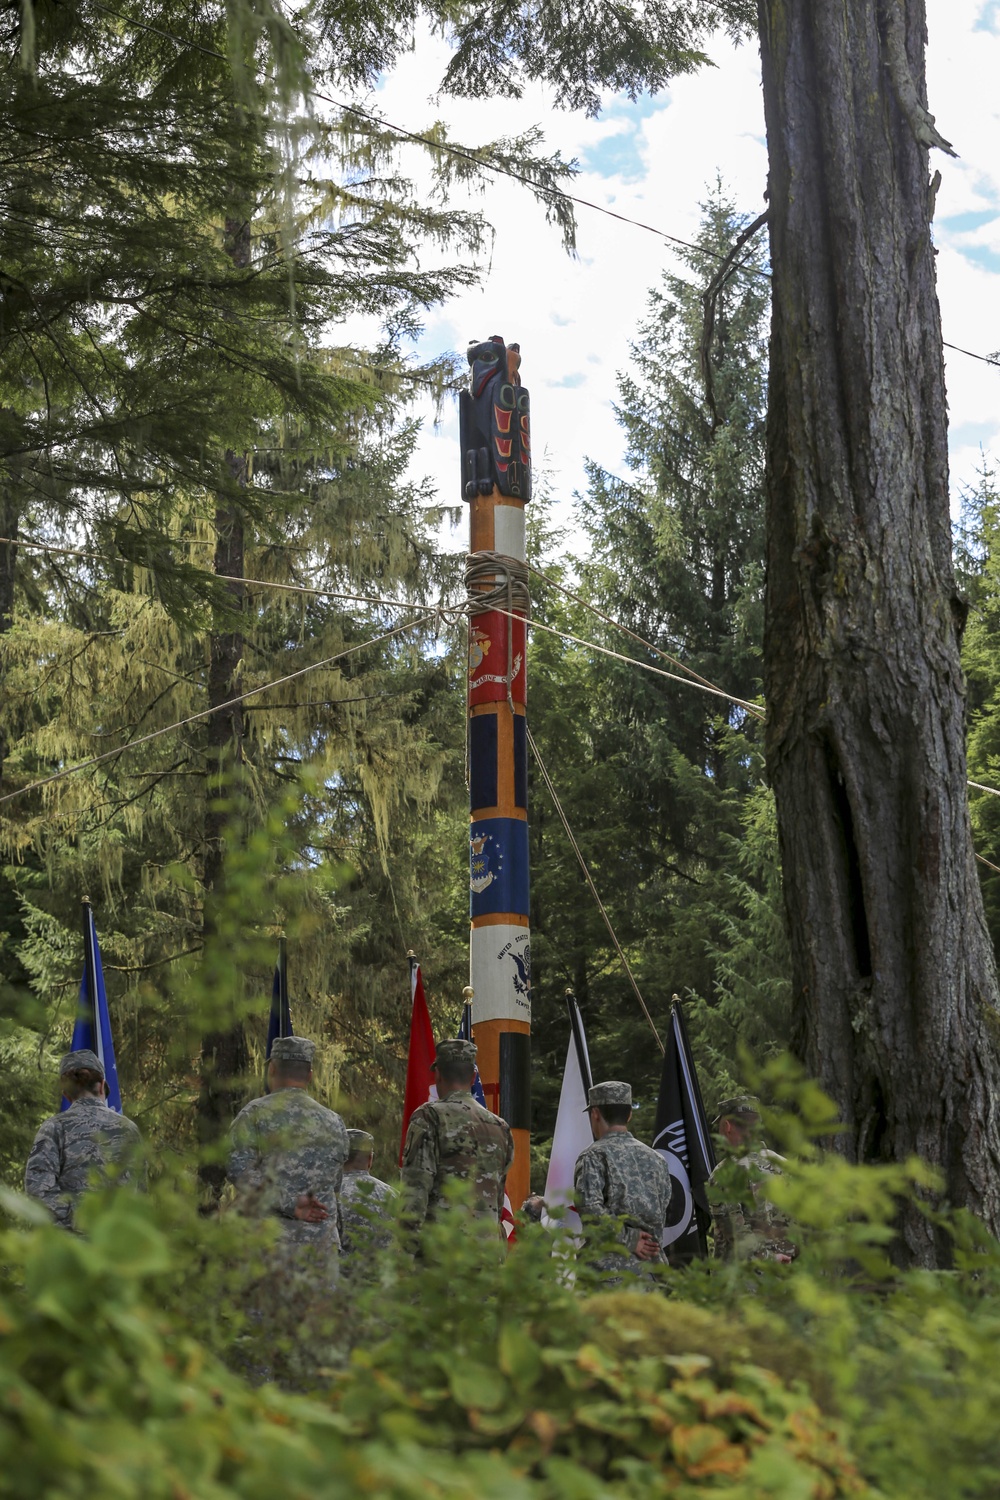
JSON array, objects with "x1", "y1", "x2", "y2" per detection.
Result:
[
  {"x1": 709, "y1": 1096, "x2": 797, "y2": 1262},
  {"x1": 226, "y1": 1036, "x2": 349, "y2": 1285},
  {"x1": 24, "y1": 1049, "x2": 144, "y2": 1229},
  {"x1": 710, "y1": 1149, "x2": 797, "y2": 1261},
  {"x1": 340, "y1": 1130, "x2": 396, "y2": 1261},
  {"x1": 574, "y1": 1080, "x2": 672, "y2": 1286},
  {"x1": 400, "y1": 1038, "x2": 514, "y2": 1245}
]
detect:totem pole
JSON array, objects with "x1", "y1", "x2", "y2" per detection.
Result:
[{"x1": 460, "y1": 334, "x2": 532, "y2": 1212}]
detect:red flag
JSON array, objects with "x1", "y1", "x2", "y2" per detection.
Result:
[{"x1": 400, "y1": 957, "x2": 436, "y2": 1164}]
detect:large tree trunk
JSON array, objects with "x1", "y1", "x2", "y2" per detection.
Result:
[
  {"x1": 196, "y1": 215, "x2": 251, "y2": 1198},
  {"x1": 758, "y1": 0, "x2": 1000, "y2": 1264}
]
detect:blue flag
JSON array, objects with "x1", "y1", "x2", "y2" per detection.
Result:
[
  {"x1": 459, "y1": 999, "x2": 486, "y2": 1107},
  {"x1": 64, "y1": 902, "x2": 122, "y2": 1113}
]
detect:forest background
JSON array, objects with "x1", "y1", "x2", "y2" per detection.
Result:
[
  {"x1": 0, "y1": 0, "x2": 998, "y2": 1199},
  {"x1": 9, "y1": 2, "x2": 1000, "y2": 1497}
]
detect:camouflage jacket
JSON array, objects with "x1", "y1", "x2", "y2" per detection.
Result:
[
  {"x1": 227, "y1": 1087, "x2": 349, "y2": 1254},
  {"x1": 24, "y1": 1095, "x2": 144, "y2": 1229},
  {"x1": 574, "y1": 1131, "x2": 673, "y2": 1278},
  {"x1": 339, "y1": 1170, "x2": 396, "y2": 1256},
  {"x1": 400, "y1": 1089, "x2": 514, "y2": 1234},
  {"x1": 710, "y1": 1148, "x2": 797, "y2": 1262}
]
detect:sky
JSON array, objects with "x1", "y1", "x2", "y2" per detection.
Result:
[{"x1": 364, "y1": 2, "x2": 1000, "y2": 550}]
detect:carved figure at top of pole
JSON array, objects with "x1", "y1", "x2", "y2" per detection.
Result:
[{"x1": 460, "y1": 335, "x2": 531, "y2": 503}]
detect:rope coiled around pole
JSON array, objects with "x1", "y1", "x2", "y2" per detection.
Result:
[{"x1": 463, "y1": 548, "x2": 531, "y2": 744}]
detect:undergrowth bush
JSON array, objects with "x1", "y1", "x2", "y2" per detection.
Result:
[{"x1": 4, "y1": 1061, "x2": 1000, "y2": 1497}]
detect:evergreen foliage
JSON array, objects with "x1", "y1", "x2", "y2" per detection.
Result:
[
  {"x1": 7, "y1": 1069, "x2": 1000, "y2": 1497},
  {"x1": 527, "y1": 187, "x2": 787, "y2": 1140},
  {"x1": 0, "y1": 0, "x2": 772, "y2": 1180},
  {"x1": 959, "y1": 458, "x2": 1000, "y2": 953}
]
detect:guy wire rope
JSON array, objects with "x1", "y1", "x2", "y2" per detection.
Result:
[
  {"x1": 0, "y1": 612, "x2": 438, "y2": 808},
  {"x1": 526, "y1": 723, "x2": 665, "y2": 1055},
  {"x1": 9, "y1": 537, "x2": 1000, "y2": 805},
  {"x1": 86, "y1": 1, "x2": 1000, "y2": 376}
]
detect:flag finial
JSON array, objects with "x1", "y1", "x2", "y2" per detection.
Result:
[
  {"x1": 407, "y1": 948, "x2": 416, "y2": 959},
  {"x1": 462, "y1": 985, "x2": 474, "y2": 1002}
]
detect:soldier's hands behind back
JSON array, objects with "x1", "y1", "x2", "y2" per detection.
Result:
[
  {"x1": 294, "y1": 1192, "x2": 328, "y2": 1223},
  {"x1": 634, "y1": 1231, "x2": 661, "y2": 1262}
]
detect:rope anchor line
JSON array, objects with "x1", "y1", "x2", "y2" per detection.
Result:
[
  {"x1": 7, "y1": 536, "x2": 1000, "y2": 807},
  {"x1": 0, "y1": 612, "x2": 437, "y2": 809},
  {"x1": 526, "y1": 723, "x2": 665, "y2": 1055}
]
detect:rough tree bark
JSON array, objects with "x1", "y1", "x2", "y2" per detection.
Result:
[
  {"x1": 196, "y1": 214, "x2": 251, "y2": 1199},
  {"x1": 759, "y1": 0, "x2": 1000, "y2": 1265}
]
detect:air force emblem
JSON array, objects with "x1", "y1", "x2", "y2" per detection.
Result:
[{"x1": 470, "y1": 832, "x2": 495, "y2": 894}]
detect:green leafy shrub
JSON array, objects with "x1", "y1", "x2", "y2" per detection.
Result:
[
  {"x1": 0, "y1": 1188, "x2": 540, "y2": 1499},
  {"x1": 9, "y1": 1063, "x2": 1000, "y2": 1498},
  {"x1": 334, "y1": 1204, "x2": 869, "y2": 1499}
]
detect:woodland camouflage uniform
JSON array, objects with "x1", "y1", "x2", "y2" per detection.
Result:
[
  {"x1": 339, "y1": 1130, "x2": 396, "y2": 1262},
  {"x1": 226, "y1": 1037, "x2": 349, "y2": 1286},
  {"x1": 24, "y1": 1049, "x2": 144, "y2": 1229},
  {"x1": 574, "y1": 1080, "x2": 672, "y2": 1286},
  {"x1": 400, "y1": 1039, "x2": 514, "y2": 1245}
]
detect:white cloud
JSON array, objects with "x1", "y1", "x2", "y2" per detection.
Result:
[{"x1": 361, "y1": 6, "x2": 1000, "y2": 546}]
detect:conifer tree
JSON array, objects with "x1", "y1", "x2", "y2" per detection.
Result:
[
  {"x1": 958, "y1": 460, "x2": 1000, "y2": 956},
  {"x1": 528, "y1": 188, "x2": 778, "y2": 1134},
  {"x1": 757, "y1": 0, "x2": 1000, "y2": 1262},
  {"x1": 0, "y1": 0, "x2": 760, "y2": 1174}
]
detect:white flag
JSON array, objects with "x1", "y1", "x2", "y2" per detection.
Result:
[{"x1": 543, "y1": 996, "x2": 593, "y2": 1231}]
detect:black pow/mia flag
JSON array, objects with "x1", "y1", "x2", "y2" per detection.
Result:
[{"x1": 652, "y1": 1001, "x2": 716, "y2": 1262}]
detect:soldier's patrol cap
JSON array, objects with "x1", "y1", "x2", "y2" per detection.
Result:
[
  {"x1": 585, "y1": 1080, "x2": 632, "y2": 1112},
  {"x1": 270, "y1": 1035, "x2": 316, "y2": 1066},
  {"x1": 713, "y1": 1095, "x2": 761, "y2": 1125},
  {"x1": 59, "y1": 1048, "x2": 104, "y2": 1078},
  {"x1": 431, "y1": 1037, "x2": 477, "y2": 1070},
  {"x1": 347, "y1": 1129, "x2": 375, "y2": 1153}
]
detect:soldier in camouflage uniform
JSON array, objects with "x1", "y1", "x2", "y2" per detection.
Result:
[
  {"x1": 226, "y1": 1035, "x2": 349, "y2": 1286},
  {"x1": 25, "y1": 1049, "x2": 144, "y2": 1229},
  {"x1": 709, "y1": 1096, "x2": 797, "y2": 1263},
  {"x1": 339, "y1": 1128, "x2": 396, "y2": 1262},
  {"x1": 574, "y1": 1080, "x2": 672, "y2": 1286},
  {"x1": 400, "y1": 1037, "x2": 514, "y2": 1250}
]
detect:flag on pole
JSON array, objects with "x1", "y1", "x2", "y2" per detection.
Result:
[
  {"x1": 63, "y1": 900, "x2": 122, "y2": 1114},
  {"x1": 400, "y1": 953, "x2": 436, "y2": 1164},
  {"x1": 267, "y1": 936, "x2": 293, "y2": 1059},
  {"x1": 264, "y1": 936, "x2": 293, "y2": 1092},
  {"x1": 458, "y1": 994, "x2": 487, "y2": 1107},
  {"x1": 543, "y1": 991, "x2": 593, "y2": 1229},
  {"x1": 652, "y1": 999, "x2": 716, "y2": 1261}
]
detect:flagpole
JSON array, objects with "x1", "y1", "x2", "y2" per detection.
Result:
[
  {"x1": 277, "y1": 936, "x2": 289, "y2": 1040},
  {"x1": 461, "y1": 336, "x2": 532, "y2": 1214},
  {"x1": 81, "y1": 897, "x2": 103, "y2": 1071},
  {"x1": 401, "y1": 950, "x2": 436, "y2": 1164},
  {"x1": 565, "y1": 988, "x2": 593, "y2": 1098}
]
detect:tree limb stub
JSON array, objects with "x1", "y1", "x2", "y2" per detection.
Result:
[{"x1": 881, "y1": 0, "x2": 957, "y2": 157}]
